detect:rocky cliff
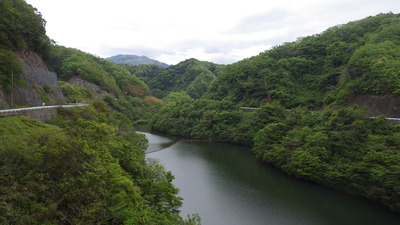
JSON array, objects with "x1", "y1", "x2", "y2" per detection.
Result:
[
  {"x1": 68, "y1": 76, "x2": 108, "y2": 99},
  {"x1": 349, "y1": 95, "x2": 400, "y2": 118},
  {"x1": 0, "y1": 52, "x2": 64, "y2": 108}
]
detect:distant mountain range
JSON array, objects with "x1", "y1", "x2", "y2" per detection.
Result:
[{"x1": 106, "y1": 54, "x2": 170, "y2": 67}]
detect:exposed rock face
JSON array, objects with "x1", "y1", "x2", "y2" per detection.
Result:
[
  {"x1": 18, "y1": 51, "x2": 49, "y2": 69},
  {"x1": 0, "y1": 52, "x2": 64, "y2": 108},
  {"x1": 68, "y1": 76, "x2": 108, "y2": 98},
  {"x1": 0, "y1": 86, "x2": 8, "y2": 108},
  {"x1": 348, "y1": 95, "x2": 400, "y2": 118}
]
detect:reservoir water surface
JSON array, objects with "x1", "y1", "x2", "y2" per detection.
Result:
[{"x1": 142, "y1": 131, "x2": 400, "y2": 225}]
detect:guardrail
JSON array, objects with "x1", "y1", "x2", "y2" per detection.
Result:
[
  {"x1": 240, "y1": 107, "x2": 260, "y2": 112},
  {"x1": 0, "y1": 104, "x2": 89, "y2": 122},
  {"x1": 0, "y1": 103, "x2": 89, "y2": 114},
  {"x1": 370, "y1": 117, "x2": 400, "y2": 121}
]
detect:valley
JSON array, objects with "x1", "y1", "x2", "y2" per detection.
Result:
[{"x1": 1, "y1": 1, "x2": 400, "y2": 223}]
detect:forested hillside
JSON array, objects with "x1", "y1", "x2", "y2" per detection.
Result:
[
  {"x1": 106, "y1": 54, "x2": 170, "y2": 67},
  {"x1": 149, "y1": 12, "x2": 400, "y2": 212},
  {"x1": 0, "y1": 102, "x2": 199, "y2": 224},
  {"x1": 0, "y1": 0, "x2": 40, "y2": 81},
  {"x1": 46, "y1": 45, "x2": 164, "y2": 120},
  {"x1": 0, "y1": 0, "x2": 49, "y2": 56},
  {"x1": 0, "y1": 0, "x2": 58, "y2": 107},
  {"x1": 127, "y1": 58, "x2": 223, "y2": 99},
  {"x1": 2, "y1": 0, "x2": 400, "y2": 218},
  {"x1": 205, "y1": 13, "x2": 400, "y2": 108},
  {"x1": 0, "y1": 1, "x2": 197, "y2": 224},
  {"x1": 0, "y1": 0, "x2": 49, "y2": 79},
  {"x1": 151, "y1": 12, "x2": 400, "y2": 140}
]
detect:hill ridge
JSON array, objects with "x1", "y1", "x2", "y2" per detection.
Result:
[{"x1": 106, "y1": 54, "x2": 170, "y2": 67}]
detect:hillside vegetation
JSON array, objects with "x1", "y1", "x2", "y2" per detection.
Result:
[
  {"x1": 0, "y1": 0, "x2": 49, "y2": 55},
  {"x1": 0, "y1": 102, "x2": 199, "y2": 224},
  {"x1": 205, "y1": 13, "x2": 400, "y2": 108},
  {"x1": 0, "y1": 1, "x2": 197, "y2": 224},
  {"x1": 127, "y1": 58, "x2": 223, "y2": 99},
  {"x1": 0, "y1": 0, "x2": 51, "y2": 101},
  {"x1": 2, "y1": 0, "x2": 400, "y2": 217},
  {"x1": 106, "y1": 54, "x2": 170, "y2": 67},
  {"x1": 149, "y1": 12, "x2": 400, "y2": 212},
  {"x1": 46, "y1": 45, "x2": 164, "y2": 120}
]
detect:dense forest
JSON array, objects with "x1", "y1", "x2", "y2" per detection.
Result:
[
  {"x1": 1, "y1": 0, "x2": 400, "y2": 222},
  {"x1": 1, "y1": 102, "x2": 201, "y2": 224},
  {"x1": 148, "y1": 12, "x2": 400, "y2": 212},
  {"x1": 204, "y1": 12, "x2": 400, "y2": 108},
  {"x1": 46, "y1": 45, "x2": 164, "y2": 121},
  {"x1": 125, "y1": 59, "x2": 223, "y2": 99},
  {"x1": 0, "y1": 0, "x2": 198, "y2": 224},
  {"x1": 0, "y1": 0, "x2": 50, "y2": 92}
]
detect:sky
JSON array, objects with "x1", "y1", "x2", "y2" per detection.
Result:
[{"x1": 25, "y1": 0, "x2": 398, "y2": 65}]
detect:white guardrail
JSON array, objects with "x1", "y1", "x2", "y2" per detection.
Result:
[
  {"x1": 370, "y1": 117, "x2": 400, "y2": 121},
  {"x1": 0, "y1": 103, "x2": 89, "y2": 114}
]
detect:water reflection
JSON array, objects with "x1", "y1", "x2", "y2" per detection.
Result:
[{"x1": 142, "y1": 132, "x2": 400, "y2": 225}]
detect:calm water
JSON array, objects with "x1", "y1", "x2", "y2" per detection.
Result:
[{"x1": 141, "y1": 131, "x2": 400, "y2": 225}]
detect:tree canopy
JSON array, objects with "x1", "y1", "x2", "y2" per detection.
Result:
[
  {"x1": 147, "y1": 12, "x2": 400, "y2": 213},
  {"x1": 0, "y1": 102, "x2": 198, "y2": 224},
  {"x1": 0, "y1": 0, "x2": 50, "y2": 55}
]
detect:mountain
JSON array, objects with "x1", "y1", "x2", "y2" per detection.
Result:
[
  {"x1": 0, "y1": 0, "x2": 63, "y2": 107},
  {"x1": 3, "y1": 0, "x2": 400, "y2": 215},
  {"x1": 0, "y1": 1, "x2": 192, "y2": 224},
  {"x1": 149, "y1": 12, "x2": 400, "y2": 213},
  {"x1": 106, "y1": 54, "x2": 170, "y2": 67},
  {"x1": 205, "y1": 12, "x2": 400, "y2": 110}
]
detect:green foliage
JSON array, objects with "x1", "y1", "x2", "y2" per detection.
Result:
[
  {"x1": 38, "y1": 88, "x2": 49, "y2": 103},
  {"x1": 47, "y1": 46, "x2": 155, "y2": 120},
  {"x1": 0, "y1": 49, "x2": 23, "y2": 91},
  {"x1": 205, "y1": 13, "x2": 400, "y2": 108},
  {"x1": 347, "y1": 41, "x2": 400, "y2": 94},
  {"x1": 107, "y1": 54, "x2": 169, "y2": 67},
  {"x1": 47, "y1": 46, "x2": 150, "y2": 95},
  {"x1": 0, "y1": 102, "x2": 194, "y2": 224},
  {"x1": 0, "y1": 0, "x2": 50, "y2": 56},
  {"x1": 146, "y1": 12, "x2": 400, "y2": 214},
  {"x1": 186, "y1": 69, "x2": 216, "y2": 99},
  {"x1": 132, "y1": 58, "x2": 221, "y2": 99},
  {"x1": 253, "y1": 107, "x2": 400, "y2": 211},
  {"x1": 124, "y1": 64, "x2": 166, "y2": 83},
  {"x1": 150, "y1": 94, "x2": 286, "y2": 144},
  {"x1": 58, "y1": 81, "x2": 94, "y2": 103}
]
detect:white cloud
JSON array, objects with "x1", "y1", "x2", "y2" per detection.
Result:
[{"x1": 26, "y1": 0, "x2": 399, "y2": 65}]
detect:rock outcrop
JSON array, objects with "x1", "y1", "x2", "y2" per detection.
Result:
[
  {"x1": 0, "y1": 52, "x2": 64, "y2": 108},
  {"x1": 0, "y1": 86, "x2": 8, "y2": 108},
  {"x1": 348, "y1": 95, "x2": 400, "y2": 118},
  {"x1": 68, "y1": 76, "x2": 109, "y2": 98}
]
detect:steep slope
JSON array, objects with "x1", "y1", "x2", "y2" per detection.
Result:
[
  {"x1": 0, "y1": 104, "x2": 189, "y2": 224},
  {"x1": 106, "y1": 54, "x2": 170, "y2": 67},
  {"x1": 46, "y1": 45, "x2": 163, "y2": 120},
  {"x1": 0, "y1": 1, "x2": 195, "y2": 224},
  {"x1": 0, "y1": 0, "x2": 63, "y2": 108},
  {"x1": 149, "y1": 13, "x2": 400, "y2": 212},
  {"x1": 205, "y1": 12, "x2": 400, "y2": 112}
]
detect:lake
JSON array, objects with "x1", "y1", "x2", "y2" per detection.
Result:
[{"x1": 142, "y1": 131, "x2": 400, "y2": 225}]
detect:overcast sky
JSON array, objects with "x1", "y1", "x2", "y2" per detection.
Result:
[{"x1": 25, "y1": 0, "x2": 398, "y2": 65}]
